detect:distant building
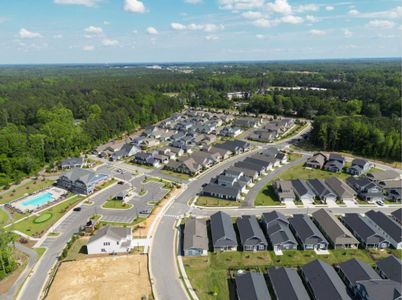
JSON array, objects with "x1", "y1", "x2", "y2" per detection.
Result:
[{"x1": 57, "y1": 167, "x2": 109, "y2": 194}]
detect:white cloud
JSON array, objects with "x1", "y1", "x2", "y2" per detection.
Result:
[
  {"x1": 266, "y1": 0, "x2": 292, "y2": 15},
  {"x1": 82, "y1": 45, "x2": 95, "y2": 51},
  {"x1": 367, "y1": 19, "x2": 395, "y2": 29},
  {"x1": 294, "y1": 3, "x2": 319, "y2": 13},
  {"x1": 253, "y1": 18, "x2": 276, "y2": 27},
  {"x1": 103, "y1": 21, "x2": 110, "y2": 25},
  {"x1": 101, "y1": 38, "x2": 119, "y2": 46},
  {"x1": 306, "y1": 15, "x2": 317, "y2": 23},
  {"x1": 146, "y1": 26, "x2": 158, "y2": 35},
  {"x1": 325, "y1": 5, "x2": 334, "y2": 11},
  {"x1": 124, "y1": 0, "x2": 146, "y2": 13},
  {"x1": 54, "y1": 0, "x2": 101, "y2": 7},
  {"x1": 203, "y1": 23, "x2": 224, "y2": 32},
  {"x1": 171, "y1": 22, "x2": 186, "y2": 30},
  {"x1": 343, "y1": 28, "x2": 352, "y2": 38},
  {"x1": 309, "y1": 29, "x2": 326, "y2": 36},
  {"x1": 19, "y1": 28, "x2": 42, "y2": 39},
  {"x1": 256, "y1": 34, "x2": 265, "y2": 39},
  {"x1": 185, "y1": 0, "x2": 202, "y2": 4},
  {"x1": 242, "y1": 11, "x2": 263, "y2": 19},
  {"x1": 205, "y1": 35, "x2": 219, "y2": 40},
  {"x1": 218, "y1": 0, "x2": 264, "y2": 10},
  {"x1": 53, "y1": 34, "x2": 63, "y2": 39},
  {"x1": 84, "y1": 26, "x2": 103, "y2": 34},
  {"x1": 281, "y1": 15, "x2": 303, "y2": 24},
  {"x1": 348, "y1": 9, "x2": 359, "y2": 16}
]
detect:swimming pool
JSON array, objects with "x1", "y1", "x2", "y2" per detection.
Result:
[{"x1": 20, "y1": 192, "x2": 54, "y2": 207}]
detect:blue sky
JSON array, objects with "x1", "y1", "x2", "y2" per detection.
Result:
[{"x1": 0, "y1": 0, "x2": 400, "y2": 64}]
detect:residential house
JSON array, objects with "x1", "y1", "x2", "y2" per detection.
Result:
[
  {"x1": 202, "y1": 183, "x2": 241, "y2": 201},
  {"x1": 165, "y1": 157, "x2": 202, "y2": 176},
  {"x1": 154, "y1": 154, "x2": 169, "y2": 165},
  {"x1": 234, "y1": 161, "x2": 265, "y2": 176},
  {"x1": 233, "y1": 117, "x2": 261, "y2": 128},
  {"x1": 267, "y1": 266, "x2": 310, "y2": 300},
  {"x1": 60, "y1": 157, "x2": 84, "y2": 169},
  {"x1": 86, "y1": 226, "x2": 132, "y2": 255},
  {"x1": 57, "y1": 168, "x2": 109, "y2": 195},
  {"x1": 219, "y1": 126, "x2": 243, "y2": 137},
  {"x1": 248, "y1": 129, "x2": 276, "y2": 143},
  {"x1": 291, "y1": 179, "x2": 315, "y2": 203},
  {"x1": 183, "y1": 218, "x2": 209, "y2": 256},
  {"x1": 300, "y1": 259, "x2": 352, "y2": 300},
  {"x1": 312, "y1": 209, "x2": 359, "y2": 249},
  {"x1": 367, "y1": 170, "x2": 400, "y2": 183},
  {"x1": 375, "y1": 255, "x2": 402, "y2": 283},
  {"x1": 229, "y1": 166, "x2": 259, "y2": 181},
  {"x1": 133, "y1": 152, "x2": 160, "y2": 167},
  {"x1": 346, "y1": 159, "x2": 373, "y2": 176},
  {"x1": 325, "y1": 176, "x2": 355, "y2": 202},
  {"x1": 307, "y1": 179, "x2": 337, "y2": 204},
  {"x1": 305, "y1": 152, "x2": 327, "y2": 169},
  {"x1": 365, "y1": 210, "x2": 402, "y2": 249},
  {"x1": 205, "y1": 146, "x2": 231, "y2": 160},
  {"x1": 324, "y1": 153, "x2": 345, "y2": 173},
  {"x1": 169, "y1": 146, "x2": 184, "y2": 157},
  {"x1": 261, "y1": 211, "x2": 298, "y2": 251},
  {"x1": 380, "y1": 180, "x2": 402, "y2": 202},
  {"x1": 235, "y1": 272, "x2": 271, "y2": 300},
  {"x1": 273, "y1": 180, "x2": 296, "y2": 203},
  {"x1": 289, "y1": 214, "x2": 328, "y2": 250},
  {"x1": 346, "y1": 177, "x2": 383, "y2": 202},
  {"x1": 210, "y1": 211, "x2": 238, "y2": 252},
  {"x1": 391, "y1": 208, "x2": 402, "y2": 225},
  {"x1": 342, "y1": 213, "x2": 390, "y2": 249},
  {"x1": 111, "y1": 143, "x2": 140, "y2": 161},
  {"x1": 237, "y1": 215, "x2": 268, "y2": 251},
  {"x1": 354, "y1": 279, "x2": 401, "y2": 300},
  {"x1": 215, "y1": 140, "x2": 251, "y2": 155}
]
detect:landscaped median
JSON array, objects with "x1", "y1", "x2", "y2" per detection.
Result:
[{"x1": 101, "y1": 199, "x2": 133, "y2": 209}]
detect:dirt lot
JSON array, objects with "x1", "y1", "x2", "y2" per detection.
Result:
[{"x1": 47, "y1": 255, "x2": 152, "y2": 300}]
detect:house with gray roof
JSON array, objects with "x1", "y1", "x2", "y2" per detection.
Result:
[
  {"x1": 324, "y1": 153, "x2": 345, "y2": 173},
  {"x1": 289, "y1": 214, "x2": 328, "y2": 250},
  {"x1": 183, "y1": 218, "x2": 208, "y2": 256},
  {"x1": 391, "y1": 208, "x2": 402, "y2": 225},
  {"x1": 237, "y1": 215, "x2": 267, "y2": 251},
  {"x1": 367, "y1": 170, "x2": 400, "y2": 183},
  {"x1": 312, "y1": 209, "x2": 359, "y2": 249},
  {"x1": 229, "y1": 166, "x2": 259, "y2": 181},
  {"x1": 111, "y1": 143, "x2": 140, "y2": 161},
  {"x1": 60, "y1": 157, "x2": 84, "y2": 169},
  {"x1": 346, "y1": 177, "x2": 383, "y2": 202},
  {"x1": 337, "y1": 258, "x2": 381, "y2": 292},
  {"x1": 267, "y1": 266, "x2": 310, "y2": 300},
  {"x1": 234, "y1": 161, "x2": 265, "y2": 176},
  {"x1": 307, "y1": 178, "x2": 337, "y2": 204},
  {"x1": 380, "y1": 180, "x2": 402, "y2": 202},
  {"x1": 57, "y1": 167, "x2": 109, "y2": 195},
  {"x1": 86, "y1": 225, "x2": 132, "y2": 254},
  {"x1": 325, "y1": 176, "x2": 355, "y2": 202},
  {"x1": 346, "y1": 159, "x2": 372, "y2": 176},
  {"x1": 300, "y1": 259, "x2": 352, "y2": 300},
  {"x1": 210, "y1": 211, "x2": 238, "y2": 252},
  {"x1": 235, "y1": 272, "x2": 271, "y2": 300},
  {"x1": 273, "y1": 180, "x2": 296, "y2": 203},
  {"x1": 342, "y1": 213, "x2": 390, "y2": 249},
  {"x1": 291, "y1": 179, "x2": 315, "y2": 202},
  {"x1": 355, "y1": 279, "x2": 401, "y2": 300},
  {"x1": 375, "y1": 255, "x2": 402, "y2": 283},
  {"x1": 365, "y1": 210, "x2": 402, "y2": 249},
  {"x1": 305, "y1": 152, "x2": 327, "y2": 169},
  {"x1": 215, "y1": 139, "x2": 251, "y2": 155},
  {"x1": 202, "y1": 183, "x2": 241, "y2": 201},
  {"x1": 261, "y1": 211, "x2": 298, "y2": 251}
]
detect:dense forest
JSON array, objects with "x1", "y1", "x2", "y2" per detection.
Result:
[
  {"x1": 0, "y1": 59, "x2": 400, "y2": 185},
  {"x1": 0, "y1": 231, "x2": 17, "y2": 279}
]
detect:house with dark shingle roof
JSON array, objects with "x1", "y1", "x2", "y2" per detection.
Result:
[
  {"x1": 267, "y1": 266, "x2": 310, "y2": 300},
  {"x1": 57, "y1": 167, "x2": 109, "y2": 195},
  {"x1": 291, "y1": 179, "x2": 315, "y2": 202},
  {"x1": 183, "y1": 218, "x2": 209, "y2": 256},
  {"x1": 391, "y1": 208, "x2": 402, "y2": 225},
  {"x1": 210, "y1": 211, "x2": 238, "y2": 252},
  {"x1": 324, "y1": 153, "x2": 345, "y2": 173},
  {"x1": 300, "y1": 259, "x2": 352, "y2": 300},
  {"x1": 305, "y1": 152, "x2": 327, "y2": 169},
  {"x1": 307, "y1": 178, "x2": 337, "y2": 204},
  {"x1": 312, "y1": 209, "x2": 359, "y2": 249},
  {"x1": 367, "y1": 170, "x2": 400, "y2": 183},
  {"x1": 346, "y1": 177, "x2": 383, "y2": 202},
  {"x1": 380, "y1": 180, "x2": 402, "y2": 202},
  {"x1": 375, "y1": 255, "x2": 402, "y2": 283},
  {"x1": 355, "y1": 279, "x2": 401, "y2": 300},
  {"x1": 289, "y1": 214, "x2": 328, "y2": 250},
  {"x1": 60, "y1": 157, "x2": 84, "y2": 169},
  {"x1": 237, "y1": 215, "x2": 267, "y2": 251},
  {"x1": 261, "y1": 211, "x2": 298, "y2": 251},
  {"x1": 202, "y1": 183, "x2": 241, "y2": 201},
  {"x1": 273, "y1": 180, "x2": 296, "y2": 203},
  {"x1": 235, "y1": 272, "x2": 271, "y2": 300},
  {"x1": 346, "y1": 159, "x2": 372, "y2": 176},
  {"x1": 342, "y1": 213, "x2": 390, "y2": 249},
  {"x1": 365, "y1": 210, "x2": 402, "y2": 249},
  {"x1": 325, "y1": 176, "x2": 355, "y2": 202}
]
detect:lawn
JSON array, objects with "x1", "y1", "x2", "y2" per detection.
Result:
[
  {"x1": 195, "y1": 196, "x2": 240, "y2": 207},
  {"x1": 184, "y1": 249, "x2": 384, "y2": 300},
  {"x1": 9, "y1": 195, "x2": 85, "y2": 237},
  {"x1": 254, "y1": 185, "x2": 285, "y2": 206},
  {"x1": 0, "y1": 179, "x2": 54, "y2": 204},
  {"x1": 160, "y1": 169, "x2": 192, "y2": 181},
  {"x1": 143, "y1": 176, "x2": 175, "y2": 189},
  {"x1": 102, "y1": 199, "x2": 133, "y2": 209},
  {"x1": 0, "y1": 207, "x2": 9, "y2": 226},
  {"x1": 277, "y1": 122, "x2": 308, "y2": 141},
  {"x1": 100, "y1": 216, "x2": 145, "y2": 227},
  {"x1": 62, "y1": 237, "x2": 89, "y2": 261}
]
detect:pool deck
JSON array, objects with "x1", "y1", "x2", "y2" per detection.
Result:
[{"x1": 10, "y1": 187, "x2": 67, "y2": 213}]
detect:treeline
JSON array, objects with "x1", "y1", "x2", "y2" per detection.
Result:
[
  {"x1": 310, "y1": 116, "x2": 401, "y2": 161},
  {"x1": 0, "y1": 231, "x2": 17, "y2": 280}
]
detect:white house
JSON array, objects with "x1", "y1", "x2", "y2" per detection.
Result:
[{"x1": 86, "y1": 226, "x2": 133, "y2": 255}]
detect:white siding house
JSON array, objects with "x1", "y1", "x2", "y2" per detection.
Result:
[{"x1": 87, "y1": 226, "x2": 133, "y2": 255}]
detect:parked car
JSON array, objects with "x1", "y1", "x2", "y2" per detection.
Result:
[
  {"x1": 376, "y1": 200, "x2": 384, "y2": 206},
  {"x1": 73, "y1": 207, "x2": 82, "y2": 212},
  {"x1": 117, "y1": 181, "x2": 124, "y2": 185}
]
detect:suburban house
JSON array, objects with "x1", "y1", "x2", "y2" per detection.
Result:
[
  {"x1": 233, "y1": 117, "x2": 261, "y2": 128},
  {"x1": 234, "y1": 161, "x2": 264, "y2": 176},
  {"x1": 183, "y1": 218, "x2": 209, "y2": 256},
  {"x1": 111, "y1": 143, "x2": 140, "y2": 161},
  {"x1": 229, "y1": 166, "x2": 259, "y2": 181},
  {"x1": 355, "y1": 279, "x2": 401, "y2": 300},
  {"x1": 342, "y1": 213, "x2": 390, "y2": 249},
  {"x1": 375, "y1": 255, "x2": 402, "y2": 283},
  {"x1": 380, "y1": 180, "x2": 402, "y2": 202},
  {"x1": 219, "y1": 126, "x2": 243, "y2": 137},
  {"x1": 365, "y1": 210, "x2": 402, "y2": 249},
  {"x1": 261, "y1": 211, "x2": 298, "y2": 251},
  {"x1": 248, "y1": 129, "x2": 276, "y2": 143},
  {"x1": 267, "y1": 266, "x2": 310, "y2": 300},
  {"x1": 312, "y1": 209, "x2": 359, "y2": 249},
  {"x1": 133, "y1": 152, "x2": 160, "y2": 167},
  {"x1": 291, "y1": 179, "x2": 315, "y2": 203},
  {"x1": 305, "y1": 152, "x2": 327, "y2": 169},
  {"x1": 57, "y1": 167, "x2": 109, "y2": 194},
  {"x1": 307, "y1": 178, "x2": 337, "y2": 204},
  {"x1": 337, "y1": 258, "x2": 381, "y2": 293},
  {"x1": 273, "y1": 180, "x2": 296, "y2": 203},
  {"x1": 235, "y1": 272, "x2": 271, "y2": 300},
  {"x1": 367, "y1": 170, "x2": 401, "y2": 183},
  {"x1": 324, "y1": 153, "x2": 345, "y2": 173},
  {"x1": 202, "y1": 183, "x2": 241, "y2": 201},
  {"x1": 60, "y1": 157, "x2": 84, "y2": 169},
  {"x1": 165, "y1": 157, "x2": 202, "y2": 176},
  {"x1": 300, "y1": 259, "x2": 352, "y2": 300},
  {"x1": 215, "y1": 139, "x2": 251, "y2": 155},
  {"x1": 346, "y1": 177, "x2": 383, "y2": 202},
  {"x1": 391, "y1": 208, "x2": 402, "y2": 225},
  {"x1": 210, "y1": 211, "x2": 238, "y2": 252},
  {"x1": 289, "y1": 214, "x2": 328, "y2": 250},
  {"x1": 325, "y1": 176, "x2": 355, "y2": 202},
  {"x1": 236, "y1": 215, "x2": 268, "y2": 251},
  {"x1": 86, "y1": 226, "x2": 132, "y2": 255},
  {"x1": 346, "y1": 159, "x2": 372, "y2": 176}
]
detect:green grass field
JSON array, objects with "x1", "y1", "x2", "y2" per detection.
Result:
[
  {"x1": 0, "y1": 180, "x2": 54, "y2": 205},
  {"x1": 0, "y1": 207, "x2": 9, "y2": 226},
  {"x1": 160, "y1": 170, "x2": 192, "y2": 181},
  {"x1": 195, "y1": 196, "x2": 240, "y2": 207},
  {"x1": 102, "y1": 199, "x2": 133, "y2": 209}
]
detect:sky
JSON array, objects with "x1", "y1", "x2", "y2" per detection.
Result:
[{"x1": 0, "y1": 0, "x2": 401, "y2": 64}]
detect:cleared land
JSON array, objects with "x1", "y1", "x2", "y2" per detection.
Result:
[
  {"x1": 184, "y1": 249, "x2": 397, "y2": 300},
  {"x1": 46, "y1": 255, "x2": 151, "y2": 300}
]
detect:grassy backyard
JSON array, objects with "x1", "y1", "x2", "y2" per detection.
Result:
[
  {"x1": 195, "y1": 196, "x2": 240, "y2": 207},
  {"x1": 102, "y1": 199, "x2": 133, "y2": 209},
  {"x1": 9, "y1": 195, "x2": 85, "y2": 237},
  {"x1": 184, "y1": 249, "x2": 394, "y2": 300},
  {"x1": 0, "y1": 179, "x2": 54, "y2": 205}
]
